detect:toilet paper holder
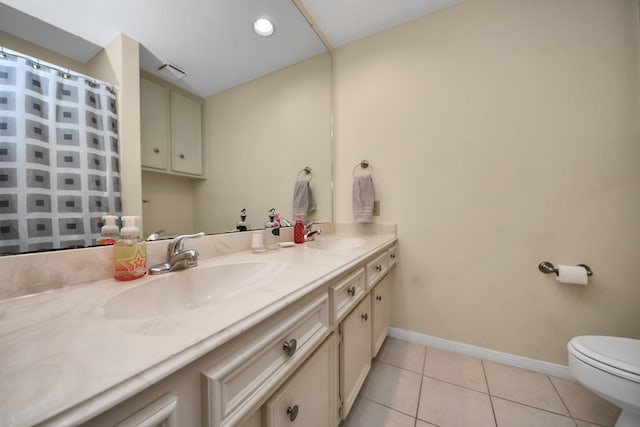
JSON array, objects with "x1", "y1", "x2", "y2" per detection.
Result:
[{"x1": 538, "y1": 261, "x2": 593, "y2": 277}]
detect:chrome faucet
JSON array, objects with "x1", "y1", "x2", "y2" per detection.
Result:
[
  {"x1": 149, "y1": 232, "x2": 205, "y2": 275},
  {"x1": 304, "y1": 223, "x2": 321, "y2": 242}
]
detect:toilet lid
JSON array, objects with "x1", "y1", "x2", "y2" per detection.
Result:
[{"x1": 569, "y1": 336, "x2": 640, "y2": 377}]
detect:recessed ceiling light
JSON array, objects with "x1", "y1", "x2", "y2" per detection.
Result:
[{"x1": 254, "y1": 18, "x2": 274, "y2": 37}]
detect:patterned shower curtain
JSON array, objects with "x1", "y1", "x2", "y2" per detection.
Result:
[{"x1": 0, "y1": 52, "x2": 121, "y2": 255}]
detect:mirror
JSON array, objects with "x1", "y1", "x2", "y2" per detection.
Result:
[{"x1": 0, "y1": 0, "x2": 332, "y2": 253}]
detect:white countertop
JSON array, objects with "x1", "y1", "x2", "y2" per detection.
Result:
[{"x1": 0, "y1": 231, "x2": 396, "y2": 426}]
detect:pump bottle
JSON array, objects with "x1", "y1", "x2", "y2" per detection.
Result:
[
  {"x1": 237, "y1": 208, "x2": 249, "y2": 231},
  {"x1": 114, "y1": 216, "x2": 147, "y2": 281},
  {"x1": 97, "y1": 215, "x2": 120, "y2": 245},
  {"x1": 264, "y1": 208, "x2": 280, "y2": 250},
  {"x1": 294, "y1": 213, "x2": 305, "y2": 244}
]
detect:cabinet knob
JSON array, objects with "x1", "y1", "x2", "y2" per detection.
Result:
[
  {"x1": 179, "y1": 154, "x2": 185, "y2": 159},
  {"x1": 283, "y1": 338, "x2": 297, "y2": 356},
  {"x1": 153, "y1": 148, "x2": 159, "y2": 154},
  {"x1": 347, "y1": 286, "x2": 356, "y2": 297},
  {"x1": 376, "y1": 295, "x2": 382, "y2": 302},
  {"x1": 287, "y1": 404, "x2": 299, "y2": 422},
  {"x1": 390, "y1": 253, "x2": 396, "y2": 260},
  {"x1": 361, "y1": 313, "x2": 369, "y2": 321},
  {"x1": 375, "y1": 264, "x2": 382, "y2": 272}
]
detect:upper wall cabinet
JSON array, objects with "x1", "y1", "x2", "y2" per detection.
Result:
[{"x1": 140, "y1": 75, "x2": 204, "y2": 177}]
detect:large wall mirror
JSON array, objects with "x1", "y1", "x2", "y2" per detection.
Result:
[{"x1": 0, "y1": 0, "x2": 332, "y2": 254}]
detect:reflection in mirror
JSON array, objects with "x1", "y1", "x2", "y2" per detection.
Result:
[
  {"x1": 0, "y1": 48, "x2": 121, "y2": 255},
  {"x1": 0, "y1": 0, "x2": 332, "y2": 253}
]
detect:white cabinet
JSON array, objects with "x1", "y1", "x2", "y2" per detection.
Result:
[
  {"x1": 264, "y1": 333, "x2": 339, "y2": 427},
  {"x1": 140, "y1": 76, "x2": 204, "y2": 177},
  {"x1": 372, "y1": 274, "x2": 391, "y2": 358},
  {"x1": 140, "y1": 78, "x2": 170, "y2": 170},
  {"x1": 202, "y1": 290, "x2": 330, "y2": 427},
  {"x1": 170, "y1": 91, "x2": 202, "y2": 175},
  {"x1": 340, "y1": 294, "x2": 371, "y2": 419},
  {"x1": 82, "y1": 242, "x2": 396, "y2": 427}
]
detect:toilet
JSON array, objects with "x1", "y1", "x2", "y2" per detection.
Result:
[{"x1": 568, "y1": 336, "x2": 640, "y2": 427}]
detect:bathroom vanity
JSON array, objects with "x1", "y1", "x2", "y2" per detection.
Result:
[{"x1": 0, "y1": 225, "x2": 396, "y2": 427}]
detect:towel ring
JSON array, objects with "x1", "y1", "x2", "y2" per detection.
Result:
[
  {"x1": 353, "y1": 160, "x2": 373, "y2": 176},
  {"x1": 297, "y1": 166, "x2": 312, "y2": 182}
]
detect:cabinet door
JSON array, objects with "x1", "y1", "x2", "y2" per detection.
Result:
[
  {"x1": 170, "y1": 91, "x2": 203, "y2": 175},
  {"x1": 264, "y1": 333, "x2": 338, "y2": 427},
  {"x1": 140, "y1": 78, "x2": 170, "y2": 170},
  {"x1": 340, "y1": 294, "x2": 371, "y2": 419},
  {"x1": 372, "y1": 275, "x2": 391, "y2": 358}
]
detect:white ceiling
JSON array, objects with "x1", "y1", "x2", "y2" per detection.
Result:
[{"x1": 0, "y1": 0, "x2": 462, "y2": 97}]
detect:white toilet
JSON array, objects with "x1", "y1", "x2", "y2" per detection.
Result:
[{"x1": 568, "y1": 336, "x2": 640, "y2": 427}]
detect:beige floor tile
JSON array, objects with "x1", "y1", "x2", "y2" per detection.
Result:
[
  {"x1": 550, "y1": 376, "x2": 621, "y2": 427},
  {"x1": 423, "y1": 347, "x2": 488, "y2": 393},
  {"x1": 417, "y1": 376, "x2": 495, "y2": 427},
  {"x1": 375, "y1": 337, "x2": 426, "y2": 373},
  {"x1": 415, "y1": 420, "x2": 438, "y2": 427},
  {"x1": 342, "y1": 396, "x2": 416, "y2": 427},
  {"x1": 492, "y1": 397, "x2": 576, "y2": 427},
  {"x1": 360, "y1": 361, "x2": 422, "y2": 417},
  {"x1": 483, "y1": 361, "x2": 569, "y2": 415}
]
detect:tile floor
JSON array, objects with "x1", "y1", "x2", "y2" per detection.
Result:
[{"x1": 342, "y1": 337, "x2": 621, "y2": 427}]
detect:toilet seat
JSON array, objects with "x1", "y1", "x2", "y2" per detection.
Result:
[{"x1": 569, "y1": 336, "x2": 640, "y2": 384}]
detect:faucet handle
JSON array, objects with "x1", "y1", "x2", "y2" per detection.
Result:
[
  {"x1": 167, "y1": 232, "x2": 205, "y2": 255},
  {"x1": 305, "y1": 222, "x2": 315, "y2": 232}
]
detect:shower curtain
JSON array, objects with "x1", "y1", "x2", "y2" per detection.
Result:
[{"x1": 0, "y1": 52, "x2": 121, "y2": 254}]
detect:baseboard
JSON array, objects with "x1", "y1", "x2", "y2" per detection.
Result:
[{"x1": 388, "y1": 327, "x2": 573, "y2": 380}]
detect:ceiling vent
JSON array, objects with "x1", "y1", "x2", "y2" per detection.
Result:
[{"x1": 157, "y1": 63, "x2": 187, "y2": 80}]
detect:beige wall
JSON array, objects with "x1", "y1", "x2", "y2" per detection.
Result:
[
  {"x1": 195, "y1": 52, "x2": 332, "y2": 233},
  {"x1": 333, "y1": 0, "x2": 640, "y2": 364},
  {"x1": 142, "y1": 171, "x2": 196, "y2": 237}
]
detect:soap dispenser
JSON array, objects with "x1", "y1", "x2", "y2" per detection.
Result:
[
  {"x1": 237, "y1": 208, "x2": 249, "y2": 232},
  {"x1": 114, "y1": 216, "x2": 147, "y2": 281},
  {"x1": 294, "y1": 213, "x2": 304, "y2": 244},
  {"x1": 264, "y1": 208, "x2": 280, "y2": 250},
  {"x1": 97, "y1": 215, "x2": 119, "y2": 245}
]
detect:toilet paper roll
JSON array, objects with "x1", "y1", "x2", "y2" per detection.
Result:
[{"x1": 556, "y1": 265, "x2": 589, "y2": 285}]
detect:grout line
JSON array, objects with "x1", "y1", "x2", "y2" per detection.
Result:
[
  {"x1": 414, "y1": 346, "x2": 427, "y2": 419},
  {"x1": 359, "y1": 395, "x2": 419, "y2": 420},
  {"x1": 482, "y1": 360, "x2": 499, "y2": 427},
  {"x1": 422, "y1": 372, "x2": 491, "y2": 396},
  {"x1": 491, "y1": 395, "x2": 579, "y2": 420},
  {"x1": 547, "y1": 376, "x2": 579, "y2": 427}
]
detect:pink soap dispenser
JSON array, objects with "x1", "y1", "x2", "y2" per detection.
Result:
[{"x1": 294, "y1": 213, "x2": 304, "y2": 244}]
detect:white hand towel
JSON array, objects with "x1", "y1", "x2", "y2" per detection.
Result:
[
  {"x1": 353, "y1": 175, "x2": 375, "y2": 223},
  {"x1": 293, "y1": 180, "x2": 317, "y2": 216}
]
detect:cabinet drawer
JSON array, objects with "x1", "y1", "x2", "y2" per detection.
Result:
[
  {"x1": 366, "y1": 252, "x2": 388, "y2": 290},
  {"x1": 202, "y1": 292, "x2": 329, "y2": 427},
  {"x1": 388, "y1": 245, "x2": 397, "y2": 269},
  {"x1": 264, "y1": 333, "x2": 338, "y2": 427},
  {"x1": 329, "y1": 268, "x2": 366, "y2": 324}
]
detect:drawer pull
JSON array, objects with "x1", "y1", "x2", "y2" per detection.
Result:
[
  {"x1": 179, "y1": 154, "x2": 185, "y2": 159},
  {"x1": 361, "y1": 313, "x2": 369, "y2": 321},
  {"x1": 153, "y1": 148, "x2": 160, "y2": 154},
  {"x1": 390, "y1": 253, "x2": 396, "y2": 260},
  {"x1": 375, "y1": 264, "x2": 383, "y2": 272},
  {"x1": 283, "y1": 338, "x2": 297, "y2": 356},
  {"x1": 347, "y1": 286, "x2": 356, "y2": 297},
  {"x1": 287, "y1": 404, "x2": 299, "y2": 422},
  {"x1": 376, "y1": 295, "x2": 382, "y2": 302}
]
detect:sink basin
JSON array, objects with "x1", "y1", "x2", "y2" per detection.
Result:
[
  {"x1": 305, "y1": 238, "x2": 364, "y2": 251},
  {"x1": 104, "y1": 262, "x2": 286, "y2": 319}
]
